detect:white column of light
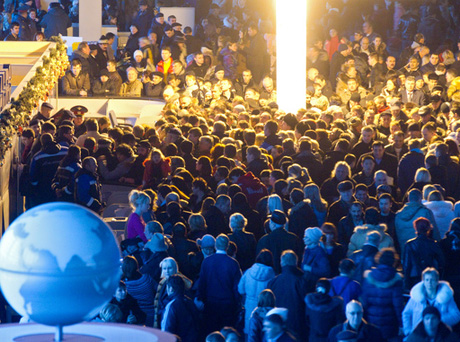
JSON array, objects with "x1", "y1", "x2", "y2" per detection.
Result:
[{"x1": 276, "y1": 0, "x2": 307, "y2": 113}]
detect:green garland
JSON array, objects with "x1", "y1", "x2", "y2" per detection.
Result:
[{"x1": 0, "y1": 36, "x2": 69, "y2": 165}]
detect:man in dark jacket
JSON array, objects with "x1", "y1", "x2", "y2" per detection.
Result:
[
  {"x1": 328, "y1": 300, "x2": 385, "y2": 342},
  {"x1": 288, "y1": 189, "x2": 318, "y2": 242},
  {"x1": 267, "y1": 250, "x2": 310, "y2": 340},
  {"x1": 185, "y1": 52, "x2": 209, "y2": 78},
  {"x1": 243, "y1": 24, "x2": 268, "y2": 83},
  {"x1": 29, "y1": 133, "x2": 68, "y2": 207},
  {"x1": 203, "y1": 195, "x2": 232, "y2": 237},
  {"x1": 256, "y1": 210, "x2": 302, "y2": 274},
  {"x1": 349, "y1": 231, "x2": 380, "y2": 284},
  {"x1": 133, "y1": 0, "x2": 153, "y2": 37},
  {"x1": 245, "y1": 146, "x2": 270, "y2": 179},
  {"x1": 14, "y1": 5, "x2": 35, "y2": 40},
  {"x1": 40, "y1": 2, "x2": 72, "y2": 39},
  {"x1": 356, "y1": 141, "x2": 398, "y2": 181},
  {"x1": 397, "y1": 139, "x2": 425, "y2": 194},
  {"x1": 161, "y1": 274, "x2": 200, "y2": 342},
  {"x1": 293, "y1": 140, "x2": 324, "y2": 185},
  {"x1": 406, "y1": 306, "x2": 459, "y2": 342},
  {"x1": 197, "y1": 234, "x2": 242, "y2": 335},
  {"x1": 150, "y1": 13, "x2": 166, "y2": 46}
]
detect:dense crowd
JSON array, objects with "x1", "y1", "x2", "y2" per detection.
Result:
[{"x1": 3, "y1": 0, "x2": 460, "y2": 341}]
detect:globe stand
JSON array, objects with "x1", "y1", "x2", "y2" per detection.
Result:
[{"x1": 55, "y1": 325, "x2": 63, "y2": 341}]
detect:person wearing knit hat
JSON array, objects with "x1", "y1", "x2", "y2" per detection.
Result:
[{"x1": 302, "y1": 227, "x2": 331, "y2": 279}]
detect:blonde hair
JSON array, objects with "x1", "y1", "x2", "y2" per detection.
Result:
[
  {"x1": 415, "y1": 167, "x2": 431, "y2": 183},
  {"x1": 128, "y1": 189, "x2": 151, "y2": 209},
  {"x1": 229, "y1": 213, "x2": 247, "y2": 230},
  {"x1": 267, "y1": 194, "x2": 283, "y2": 214},
  {"x1": 332, "y1": 161, "x2": 351, "y2": 179},
  {"x1": 160, "y1": 257, "x2": 178, "y2": 278},
  {"x1": 304, "y1": 183, "x2": 327, "y2": 212}
]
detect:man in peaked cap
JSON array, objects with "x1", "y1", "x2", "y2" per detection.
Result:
[
  {"x1": 70, "y1": 105, "x2": 88, "y2": 138},
  {"x1": 32, "y1": 102, "x2": 54, "y2": 122},
  {"x1": 256, "y1": 209, "x2": 303, "y2": 274},
  {"x1": 15, "y1": 4, "x2": 35, "y2": 41}
]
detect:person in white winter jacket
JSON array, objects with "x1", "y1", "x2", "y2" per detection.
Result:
[
  {"x1": 424, "y1": 190, "x2": 455, "y2": 239},
  {"x1": 402, "y1": 268, "x2": 460, "y2": 336},
  {"x1": 238, "y1": 249, "x2": 276, "y2": 334}
]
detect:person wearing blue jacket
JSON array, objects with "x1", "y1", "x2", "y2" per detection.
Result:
[{"x1": 74, "y1": 156, "x2": 103, "y2": 213}]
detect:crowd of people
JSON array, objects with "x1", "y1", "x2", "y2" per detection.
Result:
[{"x1": 4, "y1": 0, "x2": 460, "y2": 341}]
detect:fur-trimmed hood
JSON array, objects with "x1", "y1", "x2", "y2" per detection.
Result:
[
  {"x1": 364, "y1": 266, "x2": 403, "y2": 289},
  {"x1": 410, "y1": 280, "x2": 454, "y2": 305},
  {"x1": 424, "y1": 201, "x2": 454, "y2": 218},
  {"x1": 353, "y1": 223, "x2": 388, "y2": 234}
]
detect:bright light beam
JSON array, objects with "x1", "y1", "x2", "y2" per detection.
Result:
[{"x1": 276, "y1": 0, "x2": 307, "y2": 113}]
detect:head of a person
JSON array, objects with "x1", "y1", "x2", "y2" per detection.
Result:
[
  {"x1": 345, "y1": 300, "x2": 364, "y2": 330},
  {"x1": 349, "y1": 201, "x2": 364, "y2": 221},
  {"x1": 257, "y1": 289, "x2": 275, "y2": 308},
  {"x1": 422, "y1": 267, "x2": 439, "y2": 293},
  {"x1": 128, "y1": 189, "x2": 151, "y2": 211},
  {"x1": 160, "y1": 257, "x2": 178, "y2": 279},
  {"x1": 415, "y1": 167, "x2": 431, "y2": 183},
  {"x1": 269, "y1": 209, "x2": 287, "y2": 231},
  {"x1": 408, "y1": 188, "x2": 423, "y2": 204},
  {"x1": 70, "y1": 59, "x2": 82, "y2": 76},
  {"x1": 126, "y1": 67, "x2": 138, "y2": 83},
  {"x1": 333, "y1": 161, "x2": 351, "y2": 181},
  {"x1": 414, "y1": 217, "x2": 432, "y2": 236},
  {"x1": 303, "y1": 227, "x2": 323, "y2": 247},
  {"x1": 338, "y1": 180, "x2": 354, "y2": 202},
  {"x1": 339, "y1": 258, "x2": 356, "y2": 276},
  {"x1": 422, "y1": 306, "x2": 441, "y2": 337},
  {"x1": 229, "y1": 213, "x2": 247, "y2": 232},
  {"x1": 263, "y1": 314, "x2": 285, "y2": 339}
]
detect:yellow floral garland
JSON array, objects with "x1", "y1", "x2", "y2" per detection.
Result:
[{"x1": 0, "y1": 37, "x2": 69, "y2": 165}]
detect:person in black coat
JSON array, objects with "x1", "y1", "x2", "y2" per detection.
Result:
[
  {"x1": 231, "y1": 192, "x2": 263, "y2": 241},
  {"x1": 132, "y1": 1, "x2": 153, "y2": 37},
  {"x1": 293, "y1": 140, "x2": 324, "y2": 185},
  {"x1": 356, "y1": 141, "x2": 399, "y2": 182},
  {"x1": 110, "y1": 281, "x2": 146, "y2": 324},
  {"x1": 361, "y1": 248, "x2": 404, "y2": 340},
  {"x1": 350, "y1": 231, "x2": 381, "y2": 285},
  {"x1": 256, "y1": 210, "x2": 303, "y2": 274},
  {"x1": 326, "y1": 180, "x2": 356, "y2": 226},
  {"x1": 328, "y1": 300, "x2": 385, "y2": 342},
  {"x1": 242, "y1": 24, "x2": 268, "y2": 83},
  {"x1": 403, "y1": 217, "x2": 445, "y2": 292},
  {"x1": 203, "y1": 195, "x2": 232, "y2": 237},
  {"x1": 170, "y1": 222, "x2": 198, "y2": 280},
  {"x1": 337, "y1": 201, "x2": 364, "y2": 247},
  {"x1": 305, "y1": 278, "x2": 344, "y2": 342},
  {"x1": 440, "y1": 218, "x2": 460, "y2": 308},
  {"x1": 287, "y1": 189, "x2": 318, "y2": 242},
  {"x1": 161, "y1": 274, "x2": 200, "y2": 342},
  {"x1": 228, "y1": 212, "x2": 257, "y2": 272},
  {"x1": 267, "y1": 250, "x2": 310, "y2": 340},
  {"x1": 197, "y1": 234, "x2": 242, "y2": 335}
]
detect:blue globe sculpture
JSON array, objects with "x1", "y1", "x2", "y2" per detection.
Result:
[{"x1": 0, "y1": 202, "x2": 121, "y2": 327}]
